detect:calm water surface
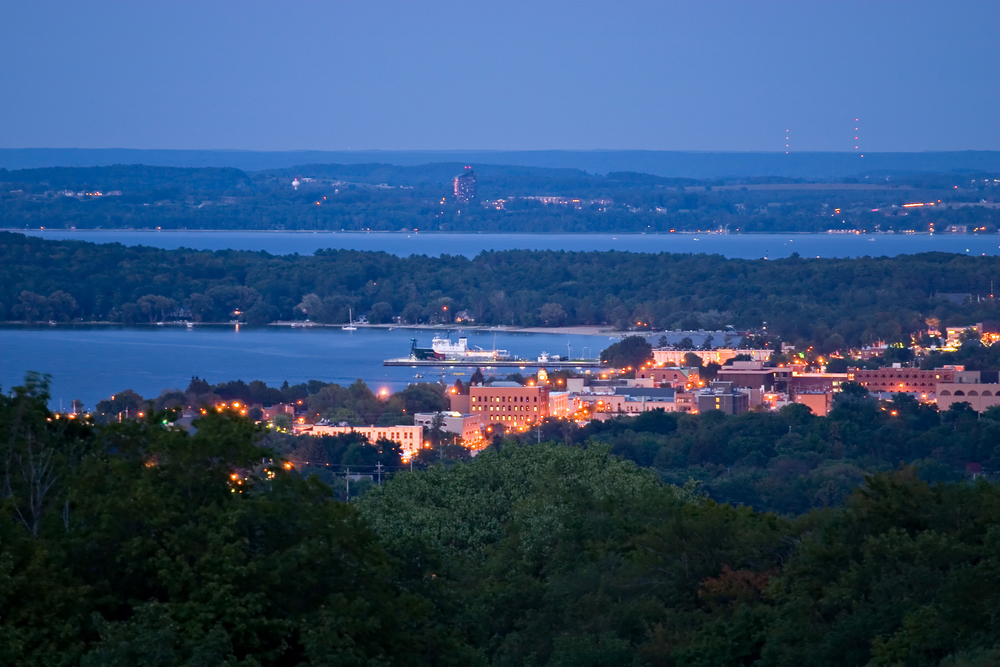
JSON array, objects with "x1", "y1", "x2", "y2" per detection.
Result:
[
  {"x1": 0, "y1": 326, "x2": 649, "y2": 410},
  {"x1": 13, "y1": 229, "x2": 1000, "y2": 258}
]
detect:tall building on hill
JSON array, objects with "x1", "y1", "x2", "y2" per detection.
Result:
[{"x1": 453, "y1": 167, "x2": 476, "y2": 203}]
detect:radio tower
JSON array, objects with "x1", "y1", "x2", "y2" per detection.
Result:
[
  {"x1": 785, "y1": 129, "x2": 789, "y2": 154},
  {"x1": 854, "y1": 118, "x2": 863, "y2": 157}
]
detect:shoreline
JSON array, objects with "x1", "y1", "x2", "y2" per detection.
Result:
[
  {"x1": 4, "y1": 228, "x2": 983, "y2": 237},
  {"x1": 0, "y1": 321, "x2": 640, "y2": 337}
]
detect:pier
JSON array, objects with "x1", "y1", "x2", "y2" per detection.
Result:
[{"x1": 383, "y1": 358, "x2": 603, "y2": 368}]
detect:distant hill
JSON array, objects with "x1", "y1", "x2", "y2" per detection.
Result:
[
  {"x1": 0, "y1": 164, "x2": 251, "y2": 191},
  {"x1": 2, "y1": 148, "x2": 998, "y2": 179}
]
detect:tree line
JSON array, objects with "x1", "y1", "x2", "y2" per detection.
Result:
[
  {"x1": 3, "y1": 231, "x2": 1000, "y2": 348},
  {"x1": 2, "y1": 162, "x2": 997, "y2": 233}
]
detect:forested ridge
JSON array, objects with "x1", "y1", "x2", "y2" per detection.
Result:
[
  {"x1": 5, "y1": 374, "x2": 1000, "y2": 666},
  {"x1": 3, "y1": 231, "x2": 1000, "y2": 347},
  {"x1": 2, "y1": 162, "x2": 998, "y2": 233}
]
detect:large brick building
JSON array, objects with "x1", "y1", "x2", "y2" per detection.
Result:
[
  {"x1": 848, "y1": 365, "x2": 962, "y2": 394},
  {"x1": 469, "y1": 382, "x2": 549, "y2": 430}
]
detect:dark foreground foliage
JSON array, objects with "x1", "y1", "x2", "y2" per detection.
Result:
[
  {"x1": 5, "y1": 373, "x2": 1000, "y2": 665},
  {"x1": 0, "y1": 375, "x2": 477, "y2": 666}
]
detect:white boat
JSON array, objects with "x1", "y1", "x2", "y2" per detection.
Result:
[
  {"x1": 431, "y1": 334, "x2": 511, "y2": 361},
  {"x1": 343, "y1": 308, "x2": 358, "y2": 331}
]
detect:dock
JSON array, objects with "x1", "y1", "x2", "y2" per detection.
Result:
[{"x1": 383, "y1": 358, "x2": 603, "y2": 368}]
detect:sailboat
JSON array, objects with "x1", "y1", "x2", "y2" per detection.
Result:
[{"x1": 342, "y1": 308, "x2": 358, "y2": 331}]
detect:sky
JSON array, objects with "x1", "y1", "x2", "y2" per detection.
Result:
[{"x1": 1, "y1": 1, "x2": 998, "y2": 153}]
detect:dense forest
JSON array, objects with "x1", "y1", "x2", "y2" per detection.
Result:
[
  {"x1": 3, "y1": 231, "x2": 1000, "y2": 348},
  {"x1": 1, "y1": 162, "x2": 998, "y2": 233},
  {"x1": 97, "y1": 373, "x2": 1000, "y2": 515},
  {"x1": 4, "y1": 373, "x2": 1000, "y2": 665}
]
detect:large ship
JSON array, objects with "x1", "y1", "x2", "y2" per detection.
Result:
[{"x1": 409, "y1": 335, "x2": 511, "y2": 361}]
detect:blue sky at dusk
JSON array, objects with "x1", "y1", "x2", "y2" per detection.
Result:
[{"x1": 1, "y1": 1, "x2": 997, "y2": 152}]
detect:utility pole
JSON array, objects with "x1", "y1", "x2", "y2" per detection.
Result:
[
  {"x1": 375, "y1": 462, "x2": 383, "y2": 486},
  {"x1": 345, "y1": 467, "x2": 350, "y2": 502}
]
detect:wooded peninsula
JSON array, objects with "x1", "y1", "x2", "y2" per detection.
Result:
[{"x1": 2, "y1": 231, "x2": 998, "y2": 349}]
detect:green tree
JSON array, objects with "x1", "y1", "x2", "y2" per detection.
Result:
[{"x1": 600, "y1": 335, "x2": 653, "y2": 370}]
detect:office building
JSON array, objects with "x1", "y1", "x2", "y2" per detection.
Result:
[
  {"x1": 470, "y1": 382, "x2": 549, "y2": 430},
  {"x1": 453, "y1": 167, "x2": 476, "y2": 203}
]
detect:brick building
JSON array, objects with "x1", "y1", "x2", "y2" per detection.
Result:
[
  {"x1": 848, "y1": 365, "x2": 962, "y2": 394},
  {"x1": 469, "y1": 381, "x2": 550, "y2": 430}
]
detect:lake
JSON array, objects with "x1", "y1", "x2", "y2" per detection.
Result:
[
  {"x1": 1, "y1": 326, "x2": 704, "y2": 411},
  {"x1": 13, "y1": 229, "x2": 1000, "y2": 259}
]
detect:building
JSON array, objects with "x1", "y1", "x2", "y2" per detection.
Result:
[
  {"x1": 794, "y1": 391, "x2": 833, "y2": 417},
  {"x1": 936, "y1": 371, "x2": 1000, "y2": 412},
  {"x1": 695, "y1": 381, "x2": 750, "y2": 415},
  {"x1": 717, "y1": 361, "x2": 785, "y2": 391},
  {"x1": 449, "y1": 391, "x2": 471, "y2": 413},
  {"x1": 295, "y1": 423, "x2": 424, "y2": 459},
  {"x1": 848, "y1": 365, "x2": 965, "y2": 394},
  {"x1": 788, "y1": 373, "x2": 848, "y2": 394},
  {"x1": 945, "y1": 323, "x2": 982, "y2": 347},
  {"x1": 652, "y1": 348, "x2": 771, "y2": 367},
  {"x1": 577, "y1": 387, "x2": 679, "y2": 420},
  {"x1": 469, "y1": 381, "x2": 549, "y2": 430},
  {"x1": 548, "y1": 391, "x2": 573, "y2": 419},
  {"x1": 453, "y1": 167, "x2": 476, "y2": 203},
  {"x1": 261, "y1": 403, "x2": 295, "y2": 421},
  {"x1": 636, "y1": 367, "x2": 694, "y2": 388},
  {"x1": 414, "y1": 411, "x2": 485, "y2": 448}
]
